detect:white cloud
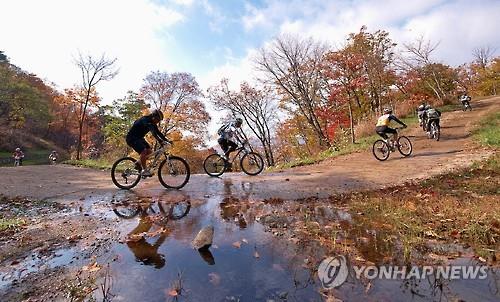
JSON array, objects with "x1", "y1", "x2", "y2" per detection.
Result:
[
  {"x1": 0, "y1": 0, "x2": 184, "y2": 103},
  {"x1": 240, "y1": 0, "x2": 500, "y2": 65}
]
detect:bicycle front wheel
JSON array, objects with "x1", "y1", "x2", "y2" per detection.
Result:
[
  {"x1": 240, "y1": 152, "x2": 264, "y2": 175},
  {"x1": 397, "y1": 136, "x2": 413, "y2": 157},
  {"x1": 111, "y1": 157, "x2": 141, "y2": 189},
  {"x1": 158, "y1": 156, "x2": 190, "y2": 189},
  {"x1": 372, "y1": 140, "x2": 390, "y2": 161},
  {"x1": 203, "y1": 154, "x2": 226, "y2": 177}
]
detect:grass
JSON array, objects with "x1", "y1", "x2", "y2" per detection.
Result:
[
  {"x1": 63, "y1": 159, "x2": 113, "y2": 170},
  {"x1": 0, "y1": 218, "x2": 25, "y2": 232},
  {"x1": 271, "y1": 114, "x2": 419, "y2": 170},
  {"x1": 474, "y1": 111, "x2": 500, "y2": 148}
]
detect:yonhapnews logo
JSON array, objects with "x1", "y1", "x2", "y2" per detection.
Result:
[{"x1": 318, "y1": 255, "x2": 489, "y2": 289}]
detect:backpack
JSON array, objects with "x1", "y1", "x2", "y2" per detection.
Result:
[
  {"x1": 426, "y1": 108, "x2": 439, "y2": 119},
  {"x1": 217, "y1": 124, "x2": 229, "y2": 136}
]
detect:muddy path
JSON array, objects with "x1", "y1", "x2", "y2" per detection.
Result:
[
  {"x1": 1, "y1": 97, "x2": 498, "y2": 201},
  {"x1": 0, "y1": 97, "x2": 498, "y2": 301}
]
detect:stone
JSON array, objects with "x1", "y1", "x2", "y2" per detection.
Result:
[{"x1": 192, "y1": 226, "x2": 214, "y2": 250}]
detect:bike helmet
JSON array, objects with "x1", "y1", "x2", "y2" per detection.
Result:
[
  {"x1": 151, "y1": 109, "x2": 164, "y2": 120},
  {"x1": 418, "y1": 104, "x2": 425, "y2": 111},
  {"x1": 15, "y1": 147, "x2": 20, "y2": 152},
  {"x1": 235, "y1": 117, "x2": 243, "y2": 127},
  {"x1": 425, "y1": 105, "x2": 431, "y2": 110},
  {"x1": 383, "y1": 108, "x2": 392, "y2": 114}
]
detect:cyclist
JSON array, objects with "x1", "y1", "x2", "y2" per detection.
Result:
[
  {"x1": 217, "y1": 118, "x2": 244, "y2": 170},
  {"x1": 49, "y1": 150, "x2": 58, "y2": 164},
  {"x1": 12, "y1": 147, "x2": 25, "y2": 166},
  {"x1": 375, "y1": 108, "x2": 407, "y2": 149},
  {"x1": 459, "y1": 92, "x2": 471, "y2": 108},
  {"x1": 417, "y1": 104, "x2": 426, "y2": 127},
  {"x1": 126, "y1": 109, "x2": 171, "y2": 177},
  {"x1": 424, "y1": 105, "x2": 442, "y2": 134}
]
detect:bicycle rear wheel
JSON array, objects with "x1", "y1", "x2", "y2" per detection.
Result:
[
  {"x1": 168, "y1": 201, "x2": 192, "y2": 220},
  {"x1": 111, "y1": 157, "x2": 141, "y2": 189},
  {"x1": 372, "y1": 140, "x2": 390, "y2": 161},
  {"x1": 158, "y1": 156, "x2": 190, "y2": 189},
  {"x1": 397, "y1": 136, "x2": 413, "y2": 157},
  {"x1": 432, "y1": 123, "x2": 440, "y2": 141},
  {"x1": 203, "y1": 154, "x2": 226, "y2": 177},
  {"x1": 240, "y1": 152, "x2": 264, "y2": 175}
]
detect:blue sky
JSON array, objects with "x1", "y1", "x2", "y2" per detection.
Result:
[{"x1": 1, "y1": 0, "x2": 499, "y2": 105}]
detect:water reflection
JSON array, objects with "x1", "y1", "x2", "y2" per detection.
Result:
[{"x1": 111, "y1": 192, "x2": 192, "y2": 269}]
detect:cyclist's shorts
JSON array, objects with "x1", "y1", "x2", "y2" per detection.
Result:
[
  {"x1": 375, "y1": 126, "x2": 397, "y2": 135},
  {"x1": 126, "y1": 137, "x2": 150, "y2": 154}
]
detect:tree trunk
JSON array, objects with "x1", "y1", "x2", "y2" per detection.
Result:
[{"x1": 348, "y1": 101, "x2": 355, "y2": 144}]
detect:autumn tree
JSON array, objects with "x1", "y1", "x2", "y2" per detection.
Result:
[
  {"x1": 139, "y1": 71, "x2": 210, "y2": 145},
  {"x1": 473, "y1": 46, "x2": 496, "y2": 70},
  {"x1": 207, "y1": 79, "x2": 277, "y2": 166},
  {"x1": 74, "y1": 53, "x2": 118, "y2": 159},
  {"x1": 254, "y1": 34, "x2": 331, "y2": 147}
]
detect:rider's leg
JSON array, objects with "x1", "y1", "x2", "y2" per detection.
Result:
[
  {"x1": 140, "y1": 148, "x2": 152, "y2": 170},
  {"x1": 226, "y1": 141, "x2": 238, "y2": 156},
  {"x1": 218, "y1": 138, "x2": 229, "y2": 158}
]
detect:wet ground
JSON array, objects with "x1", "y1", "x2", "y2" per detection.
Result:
[
  {"x1": 0, "y1": 98, "x2": 499, "y2": 301},
  {"x1": 1, "y1": 177, "x2": 498, "y2": 301}
]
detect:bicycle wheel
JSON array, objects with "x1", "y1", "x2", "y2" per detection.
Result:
[
  {"x1": 372, "y1": 140, "x2": 390, "y2": 161},
  {"x1": 111, "y1": 157, "x2": 141, "y2": 189},
  {"x1": 168, "y1": 201, "x2": 191, "y2": 220},
  {"x1": 240, "y1": 152, "x2": 264, "y2": 175},
  {"x1": 112, "y1": 202, "x2": 141, "y2": 219},
  {"x1": 203, "y1": 154, "x2": 226, "y2": 177},
  {"x1": 432, "y1": 123, "x2": 440, "y2": 141},
  {"x1": 397, "y1": 136, "x2": 413, "y2": 157},
  {"x1": 158, "y1": 156, "x2": 190, "y2": 189}
]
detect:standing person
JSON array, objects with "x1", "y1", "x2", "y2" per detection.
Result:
[
  {"x1": 12, "y1": 147, "x2": 25, "y2": 166},
  {"x1": 126, "y1": 109, "x2": 171, "y2": 177},
  {"x1": 417, "y1": 104, "x2": 426, "y2": 127}
]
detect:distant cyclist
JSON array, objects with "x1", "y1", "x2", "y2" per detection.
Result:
[
  {"x1": 12, "y1": 147, "x2": 25, "y2": 166},
  {"x1": 417, "y1": 104, "x2": 426, "y2": 127},
  {"x1": 126, "y1": 109, "x2": 171, "y2": 177},
  {"x1": 459, "y1": 92, "x2": 471, "y2": 109},
  {"x1": 375, "y1": 108, "x2": 407, "y2": 149},
  {"x1": 49, "y1": 150, "x2": 59, "y2": 164},
  {"x1": 217, "y1": 118, "x2": 244, "y2": 159},
  {"x1": 424, "y1": 105, "x2": 442, "y2": 134}
]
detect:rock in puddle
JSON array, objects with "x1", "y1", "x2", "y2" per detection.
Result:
[{"x1": 192, "y1": 225, "x2": 214, "y2": 250}]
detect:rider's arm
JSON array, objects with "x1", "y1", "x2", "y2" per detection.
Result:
[
  {"x1": 389, "y1": 115, "x2": 407, "y2": 127},
  {"x1": 149, "y1": 123, "x2": 170, "y2": 144}
]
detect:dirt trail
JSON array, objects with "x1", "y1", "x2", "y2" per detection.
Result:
[{"x1": 0, "y1": 97, "x2": 498, "y2": 201}]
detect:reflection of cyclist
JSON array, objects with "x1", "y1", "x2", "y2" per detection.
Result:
[
  {"x1": 126, "y1": 109, "x2": 171, "y2": 177},
  {"x1": 375, "y1": 108, "x2": 407, "y2": 147},
  {"x1": 126, "y1": 212, "x2": 167, "y2": 269}
]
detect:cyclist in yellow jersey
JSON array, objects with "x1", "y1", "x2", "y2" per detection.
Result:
[{"x1": 375, "y1": 108, "x2": 407, "y2": 143}]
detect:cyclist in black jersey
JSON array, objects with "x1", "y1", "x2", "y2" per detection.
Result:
[{"x1": 126, "y1": 109, "x2": 170, "y2": 177}]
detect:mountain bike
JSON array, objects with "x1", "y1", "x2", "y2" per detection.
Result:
[
  {"x1": 372, "y1": 128, "x2": 412, "y2": 161},
  {"x1": 428, "y1": 120, "x2": 440, "y2": 141},
  {"x1": 203, "y1": 141, "x2": 264, "y2": 177},
  {"x1": 462, "y1": 100, "x2": 472, "y2": 111},
  {"x1": 111, "y1": 141, "x2": 190, "y2": 190}
]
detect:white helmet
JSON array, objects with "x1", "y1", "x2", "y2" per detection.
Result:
[{"x1": 15, "y1": 147, "x2": 20, "y2": 152}]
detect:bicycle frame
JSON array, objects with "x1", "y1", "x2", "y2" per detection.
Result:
[
  {"x1": 147, "y1": 143, "x2": 172, "y2": 170},
  {"x1": 227, "y1": 142, "x2": 253, "y2": 164}
]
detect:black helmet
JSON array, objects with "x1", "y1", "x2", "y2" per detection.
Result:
[
  {"x1": 151, "y1": 109, "x2": 164, "y2": 120},
  {"x1": 235, "y1": 118, "x2": 243, "y2": 126}
]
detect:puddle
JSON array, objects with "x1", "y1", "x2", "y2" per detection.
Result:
[
  {"x1": 2, "y1": 179, "x2": 498, "y2": 301},
  {"x1": 0, "y1": 248, "x2": 76, "y2": 289}
]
